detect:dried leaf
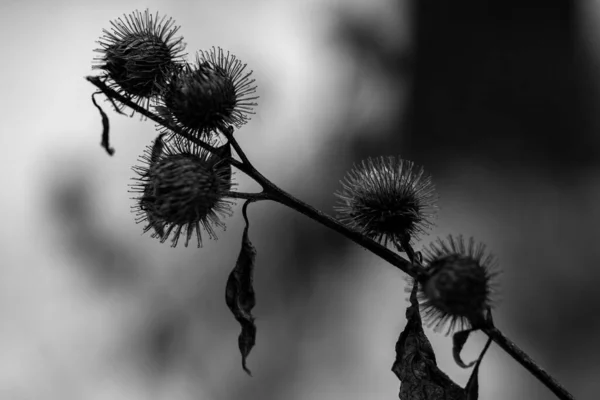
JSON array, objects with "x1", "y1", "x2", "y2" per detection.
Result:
[
  {"x1": 452, "y1": 329, "x2": 477, "y2": 369},
  {"x1": 465, "y1": 362, "x2": 480, "y2": 400},
  {"x1": 392, "y1": 282, "x2": 466, "y2": 400},
  {"x1": 464, "y1": 336, "x2": 492, "y2": 400},
  {"x1": 465, "y1": 316, "x2": 493, "y2": 400},
  {"x1": 91, "y1": 92, "x2": 115, "y2": 156},
  {"x1": 225, "y1": 201, "x2": 257, "y2": 375}
]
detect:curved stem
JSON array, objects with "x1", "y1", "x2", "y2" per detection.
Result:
[
  {"x1": 88, "y1": 76, "x2": 575, "y2": 400},
  {"x1": 86, "y1": 76, "x2": 244, "y2": 170}
]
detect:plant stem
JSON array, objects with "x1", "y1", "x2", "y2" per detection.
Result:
[
  {"x1": 86, "y1": 76, "x2": 243, "y2": 170},
  {"x1": 482, "y1": 326, "x2": 574, "y2": 400},
  {"x1": 217, "y1": 123, "x2": 427, "y2": 281},
  {"x1": 240, "y1": 166, "x2": 576, "y2": 399},
  {"x1": 225, "y1": 191, "x2": 270, "y2": 201},
  {"x1": 87, "y1": 77, "x2": 576, "y2": 400},
  {"x1": 235, "y1": 165, "x2": 575, "y2": 399}
]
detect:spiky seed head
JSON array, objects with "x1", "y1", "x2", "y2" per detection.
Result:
[
  {"x1": 157, "y1": 47, "x2": 258, "y2": 139},
  {"x1": 334, "y1": 156, "x2": 437, "y2": 249},
  {"x1": 417, "y1": 235, "x2": 500, "y2": 334},
  {"x1": 130, "y1": 136, "x2": 234, "y2": 247},
  {"x1": 94, "y1": 9, "x2": 186, "y2": 111}
]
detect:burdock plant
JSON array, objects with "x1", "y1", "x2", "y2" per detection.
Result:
[
  {"x1": 130, "y1": 134, "x2": 234, "y2": 247},
  {"x1": 94, "y1": 9, "x2": 186, "y2": 113},
  {"x1": 87, "y1": 10, "x2": 575, "y2": 400}
]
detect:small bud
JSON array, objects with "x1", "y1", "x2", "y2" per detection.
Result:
[
  {"x1": 418, "y1": 235, "x2": 500, "y2": 334},
  {"x1": 130, "y1": 137, "x2": 234, "y2": 247},
  {"x1": 158, "y1": 47, "x2": 258, "y2": 139},
  {"x1": 334, "y1": 157, "x2": 437, "y2": 249},
  {"x1": 94, "y1": 9, "x2": 186, "y2": 111}
]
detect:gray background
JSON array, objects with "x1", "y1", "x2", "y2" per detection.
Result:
[{"x1": 0, "y1": 0, "x2": 598, "y2": 399}]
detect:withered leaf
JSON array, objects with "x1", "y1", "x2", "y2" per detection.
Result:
[
  {"x1": 91, "y1": 92, "x2": 115, "y2": 156},
  {"x1": 465, "y1": 327, "x2": 493, "y2": 399},
  {"x1": 465, "y1": 361, "x2": 480, "y2": 400},
  {"x1": 456, "y1": 309, "x2": 494, "y2": 399},
  {"x1": 225, "y1": 201, "x2": 257, "y2": 375},
  {"x1": 452, "y1": 329, "x2": 477, "y2": 369},
  {"x1": 392, "y1": 282, "x2": 466, "y2": 400}
]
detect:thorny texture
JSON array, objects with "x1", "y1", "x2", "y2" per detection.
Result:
[
  {"x1": 130, "y1": 136, "x2": 234, "y2": 248},
  {"x1": 157, "y1": 47, "x2": 258, "y2": 140},
  {"x1": 417, "y1": 235, "x2": 500, "y2": 334},
  {"x1": 334, "y1": 157, "x2": 437, "y2": 250},
  {"x1": 88, "y1": 10, "x2": 576, "y2": 398},
  {"x1": 94, "y1": 9, "x2": 186, "y2": 111}
]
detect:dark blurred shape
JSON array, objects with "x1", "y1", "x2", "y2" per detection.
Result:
[
  {"x1": 403, "y1": 0, "x2": 598, "y2": 176},
  {"x1": 398, "y1": 2, "x2": 599, "y2": 397},
  {"x1": 328, "y1": 1, "x2": 419, "y2": 184},
  {"x1": 51, "y1": 171, "x2": 140, "y2": 288},
  {"x1": 138, "y1": 295, "x2": 191, "y2": 374},
  {"x1": 49, "y1": 168, "x2": 193, "y2": 375},
  {"x1": 333, "y1": 4, "x2": 411, "y2": 78},
  {"x1": 329, "y1": 1, "x2": 600, "y2": 398}
]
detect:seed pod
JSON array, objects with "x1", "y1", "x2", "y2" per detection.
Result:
[
  {"x1": 157, "y1": 47, "x2": 258, "y2": 139},
  {"x1": 334, "y1": 156, "x2": 437, "y2": 250},
  {"x1": 417, "y1": 235, "x2": 500, "y2": 334},
  {"x1": 130, "y1": 137, "x2": 234, "y2": 247},
  {"x1": 94, "y1": 9, "x2": 186, "y2": 112}
]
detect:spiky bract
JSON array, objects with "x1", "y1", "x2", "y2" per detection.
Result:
[
  {"x1": 334, "y1": 157, "x2": 437, "y2": 249},
  {"x1": 416, "y1": 235, "x2": 500, "y2": 334},
  {"x1": 157, "y1": 47, "x2": 258, "y2": 139},
  {"x1": 94, "y1": 9, "x2": 186, "y2": 111},
  {"x1": 130, "y1": 136, "x2": 234, "y2": 247}
]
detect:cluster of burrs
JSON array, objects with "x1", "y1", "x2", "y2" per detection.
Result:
[
  {"x1": 86, "y1": 11, "x2": 584, "y2": 400},
  {"x1": 334, "y1": 157, "x2": 499, "y2": 333},
  {"x1": 93, "y1": 9, "x2": 257, "y2": 248},
  {"x1": 92, "y1": 8, "x2": 499, "y2": 337}
]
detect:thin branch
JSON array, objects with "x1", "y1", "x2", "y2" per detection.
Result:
[
  {"x1": 264, "y1": 182, "x2": 426, "y2": 280},
  {"x1": 86, "y1": 76, "x2": 421, "y2": 277},
  {"x1": 225, "y1": 191, "x2": 271, "y2": 201},
  {"x1": 87, "y1": 75, "x2": 575, "y2": 400},
  {"x1": 219, "y1": 123, "x2": 252, "y2": 167},
  {"x1": 482, "y1": 326, "x2": 575, "y2": 400},
  {"x1": 227, "y1": 173, "x2": 424, "y2": 279},
  {"x1": 85, "y1": 76, "x2": 243, "y2": 170}
]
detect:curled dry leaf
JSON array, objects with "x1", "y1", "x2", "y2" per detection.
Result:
[
  {"x1": 91, "y1": 92, "x2": 115, "y2": 156},
  {"x1": 452, "y1": 329, "x2": 477, "y2": 369},
  {"x1": 464, "y1": 335, "x2": 492, "y2": 400},
  {"x1": 392, "y1": 282, "x2": 465, "y2": 400},
  {"x1": 453, "y1": 308, "x2": 494, "y2": 399},
  {"x1": 225, "y1": 201, "x2": 257, "y2": 375}
]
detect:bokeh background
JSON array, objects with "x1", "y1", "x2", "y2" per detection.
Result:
[{"x1": 1, "y1": 0, "x2": 599, "y2": 399}]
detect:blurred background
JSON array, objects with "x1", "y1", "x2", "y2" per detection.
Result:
[{"x1": 1, "y1": 0, "x2": 598, "y2": 399}]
